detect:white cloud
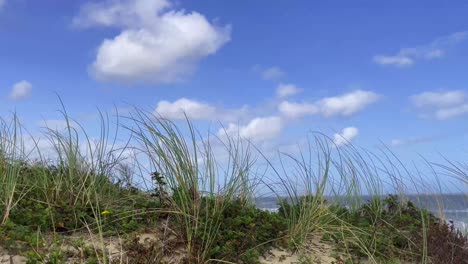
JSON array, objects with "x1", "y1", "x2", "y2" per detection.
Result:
[
  {"x1": 333, "y1": 127, "x2": 359, "y2": 147},
  {"x1": 279, "y1": 90, "x2": 379, "y2": 118},
  {"x1": 318, "y1": 90, "x2": 380, "y2": 117},
  {"x1": 278, "y1": 101, "x2": 318, "y2": 118},
  {"x1": 219, "y1": 116, "x2": 283, "y2": 142},
  {"x1": 426, "y1": 49, "x2": 444, "y2": 59},
  {"x1": 390, "y1": 139, "x2": 404, "y2": 147},
  {"x1": 155, "y1": 98, "x2": 216, "y2": 120},
  {"x1": 411, "y1": 90, "x2": 465, "y2": 108},
  {"x1": 373, "y1": 55, "x2": 414, "y2": 67},
  {"x1": 435, "y1": 103, "x2": 468, "y2": 120},
  {"x1": 73, "y1": 0, "x2": 171, "y2": 28},
  {"x1": 390, "y1": 136, "x2": 435, "y2": 147},
  {"x1": 74, "y1": 0, "x2": 231, "y2": 84},
  {"x1": 9, "y1": 80, "x2": 32, "y2": 101},
  {"x1": 154, "y1": 97, "x2": 250, "y2": 122},
  {"x1": 277, "y1": 83, "x2": 301, "y2": 98},
  {"x1": 410, "y1": 90, "x2": 468, "y2": 120},
  {"x1": 373, "y1": 31, "x2": 468, "y2": 67},
  {"x1": 260, "y1": 66, "x2": 285, "y2": 81}
]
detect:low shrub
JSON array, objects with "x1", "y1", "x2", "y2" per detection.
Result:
[
  {"x1": 205, "y1": 199, "x2": 287, "y2": 263},
  {"x1": 416, "y1": 220, "x2": 468, "y2": 264}
]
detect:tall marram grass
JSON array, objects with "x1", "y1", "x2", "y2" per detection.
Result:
[
  {"x1": 41, "y1": 104, "x2": 124, "y2": 210},
  {"x1": 40, "y1": 105, "x2": 131, "y2": 264},
  {"x1": 127, "y1": 109, "x2": 259, "y2": 263},
  {"x1": 0, "y1": 104, "x2": 134, "y2": 263},
  {"x1": 260, "y1": 132, "x2": 467, "y2": 263},
  {"x1": 262, "y1": 135, "x2": 400, "y2": 262},
  {"x1": 0, "y1": 114, "x2": 30, "y2": 226}
]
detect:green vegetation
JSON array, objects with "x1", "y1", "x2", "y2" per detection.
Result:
[{"x1": 0, "y1": 105, "x2": 467, "y2": 263}]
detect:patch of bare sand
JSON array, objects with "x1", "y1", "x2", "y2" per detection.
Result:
[
  {"x1": 260, "y1": 236, "x2": 341, "y2": 264},
  {"x1": 0, "y1": 246, "x2": 27, "y2": 264},
  {"x1": 62, "y1": 232, "x2": 159, "y2": 263},
  {"x1": 62, "y1": 228, "x2": 186, "y2": 264},
  {"x1": 1, "y1": 219, "x2": 188, "y2": 264}
]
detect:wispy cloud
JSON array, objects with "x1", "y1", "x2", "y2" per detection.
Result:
[
  {"x1": 74, "y1": 0, "x2": 231, "y2": 84},
  {"x1": 9, "y1": 80, "x2": 32, "y2": 101},
  {"x1": 435, "y1": 104, "x2": 468, "y2": 120},
  {"x1": 411, "y1": 90, "x2": 468, "y2": 120},
  {"x1": 373, "y1": 55, "x2": 414, "y2": 67},
  {"x1": 276, "y1": 83, "x2": 301, "y2": 98},
  {"x1": 411, "y1": 90, "x2": 465, "y2": 108},
  {"x1": 253, "y1": 65, "x2": 285, "y2": 81},
  {"x1": 262, "y1": 67, "x2": 285, "y2": 80},
  {"x1": 0, "y1": 0, "x2": 5, "y2": 10},
  {"x1": 390, "y1": 135, "x2": 436, "y2": 147},
  {"x1": 373, "y1": 31, "x2": 468, "y2": 67},
  {"x1": 279, "y1": 90, "x2": 379, "y2": 118}
]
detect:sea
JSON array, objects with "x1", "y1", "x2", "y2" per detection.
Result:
[{"x1": 255, "y1": 194, "x2": 468, "y2": 232}]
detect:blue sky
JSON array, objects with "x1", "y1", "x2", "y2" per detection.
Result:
[{"x1": 1, "y1": 0, "x2": 468, "y2": 165}]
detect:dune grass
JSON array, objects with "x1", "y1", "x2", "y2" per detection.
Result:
[
  {"x1": 0, "y1": 105, "x2": 467, "y2": 263},
  {"x1": 0, "y1": 114, "x2": 29, "y2": 227}
]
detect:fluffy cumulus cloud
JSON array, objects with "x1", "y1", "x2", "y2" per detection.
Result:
[
  {"x1": 411, "y1": 90, "x2": 468, "y2": 120},
  {"x1": 279, "y1": 90, "x2": 379, "y2": 118},
  {"x1": 219, "y1": 116, "x2": 283, "y2": 142},
  {"x1": 74, "y1": 0, "x2": 231, "y2": 84},
  {"x1": 154, "y1": 97, "x2": 252, "y2": 123},
  {"x1": 154, "y1": 90, "x2": 377, "y2": 143},
  {"x1": 318, "y1": 90, "x2": 380, "y2": 117},
  {"x1": 155, "y1": 98, "x2": 216, "y2": 120},
  {"x1": 9, "y1": 80, "x2": 32, "y2": 101},
  {"x1": 373, "y1": 31, "x2": 468, "y2": 67},
  {"x1": 155, "y1": 97, "x2": 285, "y2": 142},
  {"x1": 333, "y1": 127, "x2": 359, "y2": 147},
  {"x1": 276, "y1": 83, "x2": 301, "y2": 98}
]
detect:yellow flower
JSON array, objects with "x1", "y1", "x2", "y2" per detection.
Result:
[{"x1": 101, "y1": 210, "x2": 111, "y2": 216}]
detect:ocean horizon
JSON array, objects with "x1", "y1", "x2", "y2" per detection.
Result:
[{"x1": 255, "y1": 194, "x2": 468, "y2": 231}]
